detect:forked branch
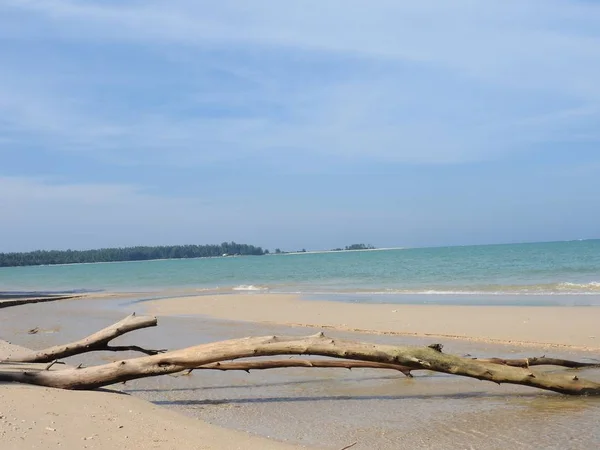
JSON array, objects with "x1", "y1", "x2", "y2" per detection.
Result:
[
  {"x1": 1, "y1": 313, "x2": 159, "y2": 363},
  {"x1": 1, "y1": 333, "x2": 599, "y2": 395}
]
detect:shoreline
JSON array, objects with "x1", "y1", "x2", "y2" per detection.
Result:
[
  {"x1": 144, "y1": 293, "x2": 600, "y2": 351},
  {"x1": 7, "y1": 290, "x2": 600, "y2": 350}
]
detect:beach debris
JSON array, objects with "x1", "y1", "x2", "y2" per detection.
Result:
[
  {"x1": 44, "y1": 360, "x2": 65, "y2": 371},
  {"x1": 340, "y1": 442, "x2": 358, "y2": 450},
  {"x1": 2, "y1": 313, "x2": 600, "y2": 396},
  {"x1": 428, "y1": 343, "x2": 444, "y2": 353},
  {"x1": 27, "y1": 327, "x2": 40, "y2": 335}
]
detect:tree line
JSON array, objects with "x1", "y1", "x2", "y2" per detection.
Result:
[
  {"x1": 0, "y1": 242, "x2": 266, "y2": 267},
  {"x1": 331, "y1": 243, "x2": 375, "y2": 251}
]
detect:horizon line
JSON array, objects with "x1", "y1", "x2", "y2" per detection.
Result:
[{"x1": 1, "y1": 238, "x2": 597, "y2": 257}]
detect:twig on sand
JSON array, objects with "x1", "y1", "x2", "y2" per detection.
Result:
[{"x1": 340, "y1": 442, "x2": 358, "y2": 450}]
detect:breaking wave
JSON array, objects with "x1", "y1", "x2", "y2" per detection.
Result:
[
  {"x1": 232, "y1": 285, "x2": 269, "y2": 292},
  {"x1": 265, "y1": 282, "x2": 600, "y2": 296},
  {"x1": 346, "y1": 282, "x2": 600, "y2": 296}
]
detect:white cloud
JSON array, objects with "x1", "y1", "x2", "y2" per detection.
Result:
[
  {"x1": 6, "y1": 0, "x2": 600, "y2": 94},
  {"x1": 1, "y1": 0, "x2": 599, "y2": 167}
]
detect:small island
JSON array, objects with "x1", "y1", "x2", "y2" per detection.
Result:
[
  {"x1": 271, "y1": 244, "x2": 377, "y2": 255},
  {"x1": 331, "y1": 243, "x2": 376, "y2": 251}
]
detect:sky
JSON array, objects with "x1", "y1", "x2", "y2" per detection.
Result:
[{"x1": 1, "y1": 0, "x2": 600, "y2": 252}]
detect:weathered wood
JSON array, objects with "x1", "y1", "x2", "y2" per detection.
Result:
[
  {"x1": 1, "y1": 313, "x2": 160, "y2": 363},
  {"x1": 195, "y1": 359, "x2": 413, "y2": 376},
  {"x1": 476, "y1": 357, "x2": 600, "y2": 369},
  {"x1": 2, "y1": 333, "x2": 599, "y2": 395}
]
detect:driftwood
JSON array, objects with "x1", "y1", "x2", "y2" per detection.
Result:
[
  {"x1": 2, "y1": 333, "x2": 600, "y2": 395},
  {"x1": 0, "y1": 294, "x2": 83, "y2": 309},
  {"x1": 2, "y1": 315, "x2": 600, "y2": 396}
]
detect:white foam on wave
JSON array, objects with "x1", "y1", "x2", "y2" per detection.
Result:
[
  {"x1": 379, "y1": 283, "x2": 600, "y2": 295},
  {"x1": 556, "y1": 282, "x2": 600, "y2": 291},
  {"x1": 232, "y1": 285, "x2": 269, "y2": 292},
  {"x1": 272, "y1": 282, "x2": 600, "y2": 296}
]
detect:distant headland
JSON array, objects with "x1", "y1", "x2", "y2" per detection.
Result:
[{"x1": 272, "y1": 243, "x2": 375, "y2": 254}]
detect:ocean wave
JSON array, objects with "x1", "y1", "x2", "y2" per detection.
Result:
[
  {"x1": 557, "y1": 281, "x2": 600, "y2": 290},
  {"x1": 268, "y1": 281, "x2": 600, "y2": 296},
  {"x1": 232, "y1": 284, "x2": 269, "y2": 292},
  {"x1": 211, "y1": 281, "x2": 600, "y2": 296},
  {"x1": 378, "y1": 282, "x2": 600, "y2": 295}
]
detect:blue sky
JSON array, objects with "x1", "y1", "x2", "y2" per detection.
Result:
[{"x1": 1, "y1": 0, "x2": 599, "y2": 252}]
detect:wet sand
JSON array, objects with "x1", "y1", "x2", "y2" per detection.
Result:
[
  {"x1": 2, "y1": 295, "x2": 600, "y2": 449},
  {"x1": 145, "y1": 293, "x2": 600, "y2": 350}
]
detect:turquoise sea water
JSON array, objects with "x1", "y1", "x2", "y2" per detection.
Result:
[{"x1": 1, "y1": 240, "x2": 600, "y2": 305}]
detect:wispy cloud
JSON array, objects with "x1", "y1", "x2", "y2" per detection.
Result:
[
  {"x1": 1, "y1": 0, "x2": 599, "y2": 169},
  {"x1": 6, "y1": 0, "x2": 600, "y2": 93}
]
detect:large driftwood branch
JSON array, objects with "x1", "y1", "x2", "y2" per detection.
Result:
[
  {"x1": 2, "y1": 333, "x2": 600, "y2": 395},
  {"x1": 1, "y1": 313, "x2": 160, "y2": 363},
  {"x1": 2, "y1": 315, "x2": 598, "y2": 395},
  {"x1": 4, "y1": 315, "x2": 594, "y2": 372}
]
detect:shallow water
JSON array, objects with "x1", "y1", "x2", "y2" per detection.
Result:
[{"x1": 2, "y1": 297, "x2": 600, "y2": 449}]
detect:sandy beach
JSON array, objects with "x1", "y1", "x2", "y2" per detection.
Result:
[
  {"x1": 2, "y1": 293, "x2": 600, "y2": 449},
  {"x1": 0, "y1": 339, "x2": 303, "y2": 450},
  {"x1": 5, "y1": 1, "x2": 600, "y2": 447},
  {"x1": 145, "y1": 293, "x2": 600, "y2": 350}
]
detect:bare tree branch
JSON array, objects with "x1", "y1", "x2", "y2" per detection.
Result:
[
  {"x1": 194, "y1": 359, "x2": 413, "y2": 377},
  {"x1": 1, "y1": 313, "x2": 157, "y2": 363},
  {"x1": 1, "y1": 332, "x2": 599, "y2": 395}
]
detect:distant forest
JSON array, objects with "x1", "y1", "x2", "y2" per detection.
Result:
[
  {"x1": 0, "y1": 242, "x2": 379, "y2": 268},
  {"x1": 0, "y1": 242, "x2": 266, "y2": 267},
  {"x1": 332, "y1": 244, "x2": 375, "y2": 251}
]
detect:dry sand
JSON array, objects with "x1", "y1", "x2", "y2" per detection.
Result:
[
  {"x1": 0, "y1": 341, "x2": 304, "y2": 450},
  {"x1": 145, "y1": 293, "x2": 600, "y2": 350}
]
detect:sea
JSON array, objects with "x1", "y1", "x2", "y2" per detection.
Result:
[{"x1": 2, "y1": 240, "x2": 600, "y2": 306}]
